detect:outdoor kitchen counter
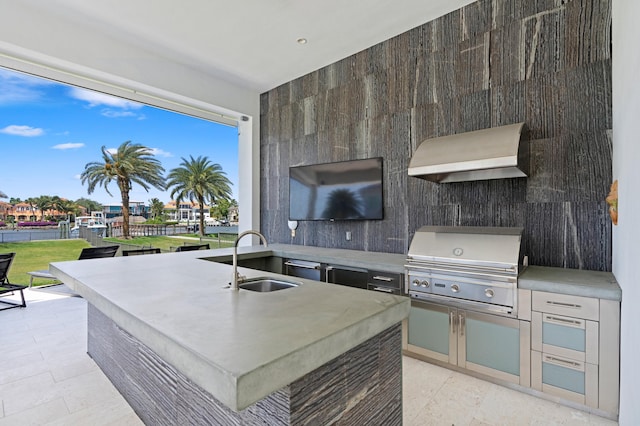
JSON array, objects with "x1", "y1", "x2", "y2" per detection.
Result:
[
  {"x1": 519, "y1": 265, "x2": 621, "y2": 301},
  {"x1": 49, "y1": 247, "x2": 409, "y2": 415},
  {"x1": 202, "y1": 243, "x2": 408, "y2": 273}
]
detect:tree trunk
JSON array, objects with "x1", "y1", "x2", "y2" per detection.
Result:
[
  {"x1": 120, "y1": 179, "x2": 131, "y2": 239},
  {"x1": 198, "y1": 200, "x2": 205, "y2": 237}
]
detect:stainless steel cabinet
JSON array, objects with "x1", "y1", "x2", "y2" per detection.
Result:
[
  {"x1": 406, "y1": 299, "x2": 530, "y2": 386},
  {"x1": 531, "y1": 291, "x2": 620, "y2": 414}
]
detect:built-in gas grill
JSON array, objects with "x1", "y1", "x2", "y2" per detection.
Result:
[{"x1": 405, "y1": 226, "x2": 526, "y2": 317}]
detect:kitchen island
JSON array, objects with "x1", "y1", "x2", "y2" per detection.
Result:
[{"x1": 50, "y1": 246, "x2": 410, "y2": 425}]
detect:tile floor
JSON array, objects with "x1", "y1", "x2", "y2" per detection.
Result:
[{"x1": 1, "y1": 288, "x2": 618, "y2": 425}]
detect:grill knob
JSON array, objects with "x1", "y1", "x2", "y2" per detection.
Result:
[
  {"x1": 412, "y1": 279, "x2": 420, "y2": 287},
  {"x1": 420, "y1": 280, "x2": 429, "y2": 288},
  {"x1": 485, "y1": 289, "x2": 495, "y2": 298},
  {"x1": 451, "y1": 284, "x2": 460, "y2": 293}
]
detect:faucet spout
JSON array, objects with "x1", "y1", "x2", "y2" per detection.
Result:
[{"x1": 231, "y1": 230, "x2": 268, "y2": 290}]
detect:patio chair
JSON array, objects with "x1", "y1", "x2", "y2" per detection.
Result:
[
  {"x1": 28, "y1": 245, "x2": 120, "y2": 287},
  {"x1": 0, "y1": 252, "x2": 27, "y2": 311},
  {"x1": 174, "y1": 243, "x2": 210, "y2": 252},
  {"x1": 122, "y1": 248, "x2": 161, "y2": 256}
]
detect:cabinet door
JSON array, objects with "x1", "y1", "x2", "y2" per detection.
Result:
[
  {"x1": 326, "y1": 265, "x2": 367, "y2": 289},
  {"x1": 407, "y1": 300, "x2": 456, "y2": 364},
  {"x1": 459, "y1": 310, "x2": 530, "y2": 386}
]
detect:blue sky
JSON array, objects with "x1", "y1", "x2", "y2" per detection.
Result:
[{"x1": 0, "y1": 68, "x2": 238, "y2": 206}]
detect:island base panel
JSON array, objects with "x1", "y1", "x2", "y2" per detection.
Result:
[{"x1": 87, "y1": 304, "x2": 403, "y2": 425}]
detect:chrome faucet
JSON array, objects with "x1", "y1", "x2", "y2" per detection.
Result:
[{"x1": 231, "y1": 230, "x2": 268, "y2": 290}]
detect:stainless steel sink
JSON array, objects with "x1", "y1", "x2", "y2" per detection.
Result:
[{"x1": 239, "y1": 277, "x2": 300, "y2": 292}]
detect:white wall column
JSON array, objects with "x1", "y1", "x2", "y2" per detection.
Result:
[{"x1": 612, "y1": 0, "x2": 640, "y2": 423}]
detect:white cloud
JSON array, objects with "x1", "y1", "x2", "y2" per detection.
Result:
[
  {"x1": 105, "y1": 147, "x2": 118, "y2": 155},
  {"x1": 148, "y1": 148, "x2": 173, "y2": 157},
  {"x1": 0, "y1": 69, "x2": 55, "y2": 105},
  {"x1": 74, "y1": 174, "x2": 82, "y2": 180},
  {"x1": 52, "y1": 143, "x2": 84, "y2": 150},
  {"x1": 0, "y1": 125, "x2": 44, "y2": 137},
  {"x1": 69, "y1": 87, "x2": 142, "y2": 109}
]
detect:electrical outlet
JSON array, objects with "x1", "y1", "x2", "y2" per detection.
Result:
[{"x1": 346, "y1": 231, "x2": 352, "y2": 241}]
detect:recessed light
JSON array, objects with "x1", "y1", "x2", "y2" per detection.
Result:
[{"x1": 297, "y1": 38, "x2": 307, "y2": 45}]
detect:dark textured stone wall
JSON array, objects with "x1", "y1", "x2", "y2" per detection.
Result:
[{"x1": 260, "y1": 0, "x2": 612, "y2": 271}]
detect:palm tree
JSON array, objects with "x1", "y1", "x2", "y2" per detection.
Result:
[
  {"x1": 33, "y1": 195, "x2": 53, "y2": 221},
  {"x1": 166, "y1": 156, "x2": 232, "y2": 237},
  {"x1": 81, "y1": 141, "x2": 165, "y2": 239},
  {"x1": 149, "y1": 197, "x2": 165, "y2": 220},
  {"x1": 55, "y1": 198, "x2": 80, "y2": 221},
  {"x1": 24, "y1": 197, "x2": 38, "y2": 221},
  {"x1": 75, "y1": 198, "x2": 103, "y2": 215}
]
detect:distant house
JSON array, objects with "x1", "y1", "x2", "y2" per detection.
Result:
[
  {"x1": 101, "y1": 202, "x2": 148, "y2": 219},
  {"x1": 0, "y1": 201, "x2": 83, "y2": 222},
  {"x1": 163, "y1": 200, "x2": 211, "y2": 223}
]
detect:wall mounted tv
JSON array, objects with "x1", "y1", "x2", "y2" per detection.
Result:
[{"x1": 289, "y1": 157, "x2": 384, "y2": 221}]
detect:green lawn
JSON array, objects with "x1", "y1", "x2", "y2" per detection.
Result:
[
  {"x1": 1, "y1": 234, "x2": 238, "y2": 287},
  {"x1": 0, "y1": 240, "x2": 92, "y2": 286}
]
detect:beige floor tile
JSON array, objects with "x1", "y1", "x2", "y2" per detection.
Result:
[
  {"x1": 0, "y1": 398, "x2": 69, "y2": 426},
  {"x1": 0, "y1": 372, "x2": 58, "y2": 417},
  {"x1": 45, "y1": 396, "x2": 144, "y2": 426}
]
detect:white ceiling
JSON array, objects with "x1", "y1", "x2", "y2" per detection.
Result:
[{"x1": 25, "y1": 0, "x2": 473, "y2": 93}]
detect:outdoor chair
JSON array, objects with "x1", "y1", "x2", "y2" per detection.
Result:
[
  {"x1": 28, "y1": 245, "x2": 120, "y2": 287},
  {"x1": 0, "y1": 252, "x2": 27, "y2": 311},
  {"x1": 174, "y1": 243, "x2": 210, "y2": 252},
  {"x1": 122, "y1": 248, "x2": 161, "y2": 256}
]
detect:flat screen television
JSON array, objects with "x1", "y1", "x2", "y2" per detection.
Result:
[{"x1": 289, "y1": 157, "x2": 384, "y2": 221}]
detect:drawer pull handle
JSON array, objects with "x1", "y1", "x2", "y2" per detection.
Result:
[
  {"x1": 546, "y1": 300, "x2": 581, "y2": 309},
  {"x1": 372, "y1": 275, "x2": 393, "y2": 282},
  {"x1": 544, "y1": 355, "x2": 582, "y2": 369},
  {"x1": 544, "y1": 315, "x2": 583, "y2": 326},
  {"x1": 450, "y1": 311, "x2": 456, "y2": 334},
  {"x1": 372, "y1": 286, "x2": 393, "y2": 293}
]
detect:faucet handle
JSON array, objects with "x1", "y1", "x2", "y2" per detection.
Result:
[{"x1": 235, "y1": 271, "x2": 247, "y2": 284}]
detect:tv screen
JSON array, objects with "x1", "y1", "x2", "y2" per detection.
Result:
[{"x1": 289, "y1": 157, "x2": 384, "y2": 221}]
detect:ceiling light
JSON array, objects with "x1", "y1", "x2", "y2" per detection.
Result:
[{"x1": 297, "y1": 38, "x2": 307, "y2": 45}]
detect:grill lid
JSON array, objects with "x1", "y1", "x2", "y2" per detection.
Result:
[{"x1": 407, "y1": 226, "x2": 524, "y2": 272}]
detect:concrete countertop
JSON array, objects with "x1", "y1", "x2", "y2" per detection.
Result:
[
  {"x1": 519, "y1": 265, "x2": 621, "y2": 301},
  {"x1": 50, "y1": 246, "x2": 410, "y2": 412},
  {"x1": 203, "y1": 243, "x2": 408, "y2": 274}
]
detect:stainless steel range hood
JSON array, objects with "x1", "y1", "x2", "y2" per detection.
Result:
[{"x1": 408, "y1": 122, "x2": 528, "y2": 183}]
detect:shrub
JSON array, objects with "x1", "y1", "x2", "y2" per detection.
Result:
[
  {"x1": 0, "y1": 221, "x2": 6, "y2": 227},
  {"x1": 17, "y1": 221, "x2": 57, "y2": 227}
]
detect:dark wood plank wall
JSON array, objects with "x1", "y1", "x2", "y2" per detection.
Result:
[{"x1": 260, "y1": 0, "x2": 612, "y2": 271}]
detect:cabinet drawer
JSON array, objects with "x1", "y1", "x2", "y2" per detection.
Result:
[
  {"x1": 532, "y1": 291, "x2": 599, "y2": 321},
  {"x1": 531, "y1": 350, "x2": 598, "y2": 408},
  {"x1": 367, "y1": 270, "x2": 402, "y2": 290},
  {"x1": 531, "y1": 311, "x2": 599, "y2": 363}
]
